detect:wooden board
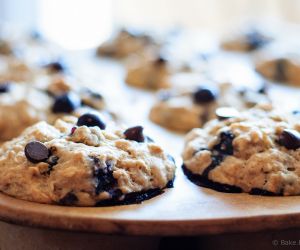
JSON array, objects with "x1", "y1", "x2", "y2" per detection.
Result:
[
  {"x1": 0, "y1": 168, "x2": 300, "y2": 236},
  {"x1": 2, "y1": 36, "x2": 300, "y2": 236}
]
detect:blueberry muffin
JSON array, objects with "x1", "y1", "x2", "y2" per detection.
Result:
[
  {"x1": 256, "y1": 56, "x2": 300, "y2": 86},
  {"x1": 149, "y1": 83, "x2": 269, "y2": 132},
  {"x1": 125, "y1": 57, "x2": 171, "y2": 90},
  {"x1": 0, "y1": 80, "x2": 109, "y2": 142},
  {"x1": 0, "y1": 114, "x2": 176, "y2": 206},
  {"x1": 97, "y1": 29, "x2": 158, "y2": 59},
  {"x1": 221, "y1": 30, "x2": 272, "y2": 52},
  {"x1": 182, "y1": 105, "x2": 300, "y2": 195}
]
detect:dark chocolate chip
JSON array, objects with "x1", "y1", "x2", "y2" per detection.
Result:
[
  {"x1": 59, "y1": 192, "x2": 78, "y2": 205},
  {"x1": 278, "y1": 129, "x2": 300, "y2": 150},
  {"x1": 155, "y1": 55, "x2": 167, "y2": 65},
  {"x1": 215, "y1": 107, "x2": 239, "y2": 120},
  {"x1": 25, "y1": 141, "x2": 49, "y2": 163},
  {"x1": 124, "y1": 126, "x2": 145, "y2": 142},
  {"x1": 275, "y1": 58, "x2": 287, "y2": 82},
  {"x1": 77, "y1": 113, "x2": 106, "y2": 130},
  {"x1": 0, "y1": 82, "x2": 10, "y2": 93},
  {"x1": 45, "y1": 61, "x2": 66, "y2": 73},
  {"x1": 92, "y1": 158, "x2": 116, "y2": 195},
  {"x1": 246, "y1": 31, "x2": 270, "y2": 51},
  {"x1": 258, "y1": 83, "x2": 268, "y2": 94},
  {"x1": 193, "y1": 86, "x2": 217, "y2": 104},
  {"x1": 52, "y1": 93, "x2": 81, "y2": 113}
]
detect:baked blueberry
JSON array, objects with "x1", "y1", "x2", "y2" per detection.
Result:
[
  {"x1": 92, "y1": 158, "x2": 116, "y2": 195},
  {"x1": 52, "y1": 93, "x2": 81, "y2": 113},
  {"x1": 193, "y1": 86, "x2": 217, "y2": 104},
  {"x1": 213, "y1": 131, "x2": 235, "y2": 155},
  {"x1": 124, "y1": 126, "x2": 145, "y2": 142},
  {"x1": 278, "y1": 129, "x2": 300, "y2": 150},
  {"x1": 25, "y1": 141, "x2": 49, "y2": 163},
  {"x1": 59, "y1": 192, "x2": 78, "y2": 205},
  {"x1": 77, "y1": 113, "x2": 106, "y2": 130}
]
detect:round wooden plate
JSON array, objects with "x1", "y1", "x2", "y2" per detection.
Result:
[{"x1": 0, "y1": 167, "x2": 300, "y2": 236}]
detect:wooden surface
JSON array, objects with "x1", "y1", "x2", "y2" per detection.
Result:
[
  {"x1": 2, "y1": 38, "x2": 300, "y2": 236},
  {"x1": 0, "y1": 166, "x2": 300, "y2": 236}
]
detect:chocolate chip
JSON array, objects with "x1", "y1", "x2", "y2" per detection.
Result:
[
  {"x1": 258, "y1": 83, "x2": 268, "y2": 94},
  {"x1": 193, "y1": 86, "x2": 217, "y2": 104},
  {"x1": 92, "y1": 158, "x2": 116, "y2": 195},
  {"x1": 155, "y1": 55, "x2": 167, "y2": 65},
  {"x1": 278, "y1": 129, "x2": 300, "y2": 150},
  {"x1": 77, "y1": 113, "x2": 106, "y2": 130},
  {"x1": 70, "y1": 127, "x2": 77, "y2": 135},
  {"x1": 0, "y1": 82, "x2": 10, "y2": 93},
  {"x1": 52, "y1": 93, "x2": 81, "y2": 113},
  {"x1": 59, "y1": 192, "x2": 78, "y2": 205},
  {"x1": 45, "y1": 61, "x2": 66, "y2": 73},
  {"x1": 124, "y1": 126, "x2": 145, "y2": 142},
  {"x1": 246, "y1": 31, "x2": 269, "y2": 50},
  {"x1": 25, "y1": 141, "x2": 49, "y2": 163},
  {"x1": 216, "y1": 107, "x2": 239, "y2": 120}
]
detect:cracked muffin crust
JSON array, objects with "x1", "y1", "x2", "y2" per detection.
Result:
[
  {"x1": 0, "y1": 115, "x2": 176, "y2": 206},
  {"x1": 182, "y1": 105, "x2": 300, "y2": 195},
  {"x1": 149, "y1": 83, "x2": 269, "y2": 132},
  {"x1": 256, "y1": 56, "x2": 300, "y2": 86},
  {"x1": 221, "y1": 30, "x2": 272, "y2": 52},
  {"x1": 0, "y1": 79, "x2": 109, "y2": 142}
]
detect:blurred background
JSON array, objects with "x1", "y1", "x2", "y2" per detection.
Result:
[{"x1": 0, "y1": 0, "x2": 299, "y2": 49}]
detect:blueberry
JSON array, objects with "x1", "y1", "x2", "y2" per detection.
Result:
[
  {"x1": 246, "y1": 31, "x2": 269, "y2": 50},
  {"x1": 25, "y1": 141, "x2": 49, "y2": 163},
  {"x1": 155, "y1": 55, "x2": 167, "y2": 65},
  {"x1": 45, "y1": 61, "x2": 66, "y2": 73},
  {"x1": 52, "y1": 93, "x2": 81, "y2": 113},
  {"x1": 278, "y1": 129, "x2": 300, "y2": 150},
  {"x1": 77, "y1": 113, "x2": 106, "y2": 130},
  {"x1": 59, "y1": 192, "x2": 78, "y2": 205},
  {"x1": 213, "y1": 131, "x2": 235, "y2": 155},
  {"x1": 124, "y1": 126, "x2": 145, "y2": 142},
  {"x1": 92, "y1": 158, "x2": 116, "y2": 195},
  {"x1": 0, "y1": 82, "x2": 10, "y2": 93},
  {"x1": 193, "y1": 86, "x2": 217, "y2": 104}
]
